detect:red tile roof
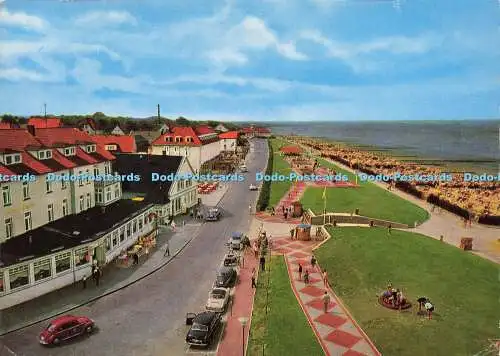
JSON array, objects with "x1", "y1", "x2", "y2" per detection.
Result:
[
  {"x1": 27, "y1": 117, "x2": 62, "y2": 128},
  {"x1": 256, "y1": 127, "x2": 271, "y2": 133},
  {"x1": 92, "y1": 135, "x2": 137, "y2": 153},
  {"x1": 219, "y1": 131, "x2": 239, "y2": 139},
  {"x1": 0, "y1": 122, "x2": 12, "y2": 129},
  {"x1": 194, "y1": 125, "x2": 216, "y2": 135},
  {"x1": 21, "y1": 152, "x2": 52, "y2": 174},
  {"x1": 280, "y1": 145, "x2": 302, "y2": 155},
  {"x1": 0, "y1": 165, "x2": 15, "y2": 177},
  {"x1": 52, "y1": 149, "x2": 77, "y2": 169},
  {"x1": 0, "y1": 129, "x2": 44, "y2": 151},
  {"x1": 34, "y1": 128, "x2": 95, "y2": 147},
  {"x1": 151, "y1": 126, "x2": 202, "y2": 146}
]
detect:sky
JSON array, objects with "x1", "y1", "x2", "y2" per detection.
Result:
[{"x1": 0, "y1": 0, "x2": 499, "y2": 121}]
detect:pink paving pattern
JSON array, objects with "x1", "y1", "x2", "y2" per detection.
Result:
[{"x1": 272, "y1": 237, "x2": 381, "y2": 356}]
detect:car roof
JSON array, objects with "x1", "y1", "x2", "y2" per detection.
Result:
[
  {"x1": 193, "y1": 311, "x2": 217, "y2": 325},
  {"x1": 231, "y1": 232, "x2": 243, "y2": 238},
  {"x1": 50, "y1": 315, "x2": 78, "y2": 326},
  {"x1": 218, "y1": 266, "x2": 234, "y2": 274}
]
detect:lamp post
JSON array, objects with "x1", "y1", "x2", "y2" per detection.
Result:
[{"x1": 238, "y1": 316, "x2": 249, "y2": 356}]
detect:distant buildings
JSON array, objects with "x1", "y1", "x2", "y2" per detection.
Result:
[
  {"x1": 92, "y1": 135, "x2": 137, "y2": 154},
  {"x1": 240, "y1": 125, "x2": 272, "y2": 138}
]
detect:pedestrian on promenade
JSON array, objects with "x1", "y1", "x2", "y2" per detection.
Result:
[
  {"x1": 424, "y1": 300, "x2": 434, "y2": 320},
  {"x1": 95, "y1": 267, "x2": 100, "y2": 286},
  {"x1": 171, "y1": 220, "x2": 176, "y2": 232},
  {"x1": 310, "y1": 255, "x2": 317, "y2": 270},
  {"x1": 253, "y1": 242, "x2": 259, "y2": 259},
  {"x1": 322, "y1": 269, "x2": 328, "y2": 288},
  {"x1": 284, "y1": 211, "x2": 288, "y2": 220},
  {"x1": 260, "y1": 255, "x2": 266, "y2": 271},
  {"x1": 303, "y1": 269, "x2": 309, "y2": 284},
  {"x1": 82, "y1": 275, "x2": 87, "y2": 289},
  {"x1": 298, "y1": 263, "x2": 303, "y2": 280},
  {"x1": 322, "y1": 291, "x2": 331, "y2": 313},
  {"x1": 249, "y1": 205, "x2": 252, "y2": 215},
  {"x1": 251, "y1": 268, "x2": 257, "y2": 288},
  {"x1": 164, "y1": 241, "x2": 170, "y2": 257}
]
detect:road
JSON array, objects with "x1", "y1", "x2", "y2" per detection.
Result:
[{"x1": 0, "y1": 138, "x2": 268, "y2": 356}]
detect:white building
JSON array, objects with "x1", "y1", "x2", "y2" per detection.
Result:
[
  {"x1": 150, "y1": 125, "x2": 221, "y2": 172},
  {"x1": 215, "y1": 124, "x2": 229, "y2": 132},
  {"x1": 110, "y1": 125, "x2": 126, "y2": 136},
  {"x1": 219, "y1": 131, "x2": 239, "y2": 152}
]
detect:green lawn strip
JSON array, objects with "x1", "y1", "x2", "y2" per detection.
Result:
[
  {"x1": 268, "y1": 139, "x2": 293, "y2": 208},
  {"x1": 298, "y1": 157, "x2": 429, "y2": 225},
  {"x1": 314, "y1": 227, "x2": 499, "y2": 356},
  {"x1": 247, "y1": 256, "x2": 323, "y2": 356}
]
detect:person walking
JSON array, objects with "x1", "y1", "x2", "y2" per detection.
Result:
[
  {"x1": 424, "y1": 300, "x2": 434, "y2": 320},
  {"x1": 298, "y1": 263, "x2": 303, "y2": 280},
  {"x1": 249, "y1": 204, "x2": 252, "y2": 215},
  {"x1": 322, "y1": 269, "x2": 328, "y2": 288},
  {"x1": 164, "y1": 241, "x2": 170, "y2": 257},
  {"x1": 251, "y1": 268, "x2": 257, "y2": 288},
  {"x1": 310, "y1": 255, "x2": 317, "y2": 270},
  {"x1": 82, "y1": 275, "x2": 87, "y2": 289},
  {"x1": 171, "y1": 219, "x2": 176, "y2": 232},
  {"x1": 260, "y1": 255, "x2": 266, "y2": 271},
  {"x1": 322, "y1": 291, "x2": 331, "y2": 313},
  {"x1": 303, "y1": 269, "x2": 309, "y2": 284},
  {"x1": 94, "y1": 267, "x2": 100, "y2": 286}
]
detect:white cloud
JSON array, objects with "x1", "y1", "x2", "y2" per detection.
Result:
[
  {"x1": 0, "y1": 68, "x2": 45, "y2": 81},
  {"x1": 74, "y1": 11, "x2": 137, "y2": 27},
  {"x1": 0, "y1": 8, "x2": 47, "y2": 32},
  {"x1": 206, "y1": 48, "x2": 248, "y2": 67}
]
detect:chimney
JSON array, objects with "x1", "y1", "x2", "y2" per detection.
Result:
[{"x1": 27, "y1": 125, "x2": 35, "y2": 136}]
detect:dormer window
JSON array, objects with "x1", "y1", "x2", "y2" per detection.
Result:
[
  {"x1": 105, "y1": 144, "x2": 117, "y2": 151},
  {"x1": 165, "y1": 136, "x2": 173, "y2": 142},
  {"x1": 86, "y1": 144, "x2": 96, "y2": 153},
  {"x1": 37, "y1": 150, "x2": 52, "y2": 160},
  {"x1": 64, "y1": 147, "x2": 76, "y2": 156},
  {"x1": 175, "y1": 136, "x2": 182, "y2": 143},
  {"x1": 185, "y1": 136, "x2": 193, "y2": 143},
  {"x1": 4, "y1": 154, "x2": 21, "y2": 165}
]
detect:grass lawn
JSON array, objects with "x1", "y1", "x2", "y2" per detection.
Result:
[
  {"x1": 268, "y1": 139, "x2": 293, "y2": 208},
  {"x1": 314, "y1": 227, "x2": 500, "y2": 356},
  {"x1": 300, "y1": 157, "x2": 429, "y2": 225},
  {"x1": 247, "y1": 255, "x2": 323, "y2": 356}
]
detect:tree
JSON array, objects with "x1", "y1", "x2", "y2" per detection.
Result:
[{"x1": 175, "y1": 116, "x2": 190, "y2": 126}]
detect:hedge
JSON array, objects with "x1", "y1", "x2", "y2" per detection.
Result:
[{"x1": 257, "y1": 139, "x2": 273, "y2": 211}]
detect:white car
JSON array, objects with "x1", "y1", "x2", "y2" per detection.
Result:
[
  {"x1": 240, "y1": 165, "x2": 248, "y2": 172},
  {"x1": 249, "y1": 184, "x2": 258, "y2": 191},
  {"x1": 205, "y1": 287, "x2": 230, "y2": 312}
]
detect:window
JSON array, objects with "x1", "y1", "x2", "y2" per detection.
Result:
[
  {"x1": 119, "y1": 227, "x2": 125, "y2": 242},
  {"x1": 93, "y1": 166, "x2": 99, "y2": 177},
  {"x1": 105, "y1": 236, "x2": 111, "y2": 251},
  {"x1": 4, "y1": 154, "x2": 21, "y2": 165},
  {"x1": 61, "y1": 179, "x2": 67, "y2": 190},
  {"x1": 96, "y1": 188, "x2": 103, "y2": 203},
  {"x1": 138, "y1": 217, "x2": 143, "y2": 230},
  {"x1": 112, "y1": 231, "x2": 118, "y2": 247},
  {"x1": 86, "y1": 145, "x2": 96, "y2": 153},
  {"x1": 46, "y1": 150, "x2": 52, "y2": 159},
  {"x1": 132, "y1": 219, "x2": 137, "y2": 234},
  {"x1": 79, "y1": 195, "x2": 84, "y2": 211},
  {"x1": 86, "y1": 193, "x2": 91, "y2": 208},
  {"x1": 86, "y1": 169, "x2": 90, "y2": 185},
  {"x1": 126, "y1": 223, "x2": 131, "y2": 237},
  {"x1": 175, "y1": 136, "x2": 182, "y2": 142},
  {"x1": 105, "y1": 144, "x2": 117, "y2": 151},
  {"x1": 55, "y1": 252, "x2": 71, "y2": 273},
  {"x1": 165, "y1": 136, "x2": 172, "y2": 142},
  {"x1": 46, "y1": 177, "x2": 52, "y2": 193},
  {"x1": 62, "y1": 199, "x2": 68, "y2": 216},
  {"x1": 74, "y1": 247, "x2": 89, "y2": 267},
  {"x1": 104, "y1": 163, "x2": 110, "y2": 175},
  {"x1": 2, "y1": 185, "x2": 11, "y2": 206},
  {"x1": 64, "y1": 147, "x2": 75, "y2": 156},
  {"x1": 106, "y1": 187, "x2": 112, "y2": 201},
  {"x1": 22, "y1": 182, "x2": 30, "y2": 200},
  {"x1": 47, "y1": 204, "x2": 54, "y2": 222},
  {"x1": 34, "y1": 259, "x2": 52, "y2": 281},
  {"x1": 9, "y1": 265, "x2": 29, "y2": 290},
  {"x1": 39, "y1": 150, "x2": 46, "y2": 159},
  {"x1": 114, "y1": 184, "x2": 120, "y2": 199},
  {"x1": 24, "y1": 211, "x2": 32, "y2": 231},
  {"x1": 186, "y1": 136, "x2": 193, "y2": 142},
  {"x1": 179, "y1": 180, "x2": 184, "y2": 190},
  {"x1": 78, "y1": 171, "x2": 84, "y2": 186},
  {"x1": 5, "y1": 217, "x2": 13, "y2": 239}
]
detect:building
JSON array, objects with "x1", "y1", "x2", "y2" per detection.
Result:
[
  {"x1": 27, "y1": 117, "x2": 62, "y2": 128},
  {"x1": 92, "y1": 135, "x2": 137, "y2": 154},
  {"x1": 76, "y1": 118, "x2": 100, "y2": 135},
  {"x1": 240, "y1": 126, "x2": 272, "y2": 138},
  {"x1": 0, "y1": 122, "x2": 12, "y2": 130},
  {"x1": 113, "y1": 154, "x2": 198, "y2": 223},
  {"x1": 219, "y1": 131, "x2": 239, "y2": 152},
  {"x1": 110, "y1": 125, "x2": 126, "y2": 136},
  {"x1": 0, "y1": 126, "x2": 159, "y2": 308},
  {"x1": 215, "y1": 124, "x2": 229, "y2": 132},
  {"x1": 150, "y1": 126, "x2": 221, "y2": 172}
]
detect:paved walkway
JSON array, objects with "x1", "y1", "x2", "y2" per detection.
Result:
[
  {"x1": 217, "y1": 248, "x2": 257, "y2": 356},
  {"x1": 274, "y1": 237, "x2": 381, "y2": 356}
]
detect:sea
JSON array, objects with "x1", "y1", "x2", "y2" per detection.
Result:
[{"x1": 266, "y1": 120, "x2": 500, "y2": 173}]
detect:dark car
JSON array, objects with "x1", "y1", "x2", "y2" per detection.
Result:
[
  {"x1": 223, "y1": 252, "x2": 239, "y2": 266},
  {"x1": 39, "y1": 315, "x2": 94, "y2": 346},
  {"x1": 186, "y1": 311, "x2": 222, "y2": 347},
  {"x1": 205, "y1": 208, "x2": 222, "y2": 221},
  {"x1": 214, "y1": 266, "x2": 237, "y2": 288}
]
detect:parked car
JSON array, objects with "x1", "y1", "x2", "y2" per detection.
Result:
[
  {"x1": 223, "y1": 252, "x2": 239, "y2": 266},
  {"x1": 249, "y1": 184, "x2": 258, "y2": 191},
  {"x1": 39, "y1": 315, "x2": 95, "y2": 346},
  {"x1": 228, "y1": 232, "x2": 244, "y2": 250},
  {"x1": 205, "y1": 287, "x2": 230, "y2": 312},
  {"x1": 205, "y1": 208, "x2": 222, "y2": 221},
  {"x1": 240, "y1": 164, "x2": 248, "y2": 172},
  {"x1": 214, "y1": 266, "x2": 237, "y2": 288},
  {"x1": 185, "y1": 311, "x2": 222, "y2": 347}
]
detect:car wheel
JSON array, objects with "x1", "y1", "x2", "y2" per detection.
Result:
[
  {"x1": 52, "y1": 338, "x2": 60, "y2": 345},
  {"x1": 86, "y1": 325, "x2": 93, "y2": 334}
]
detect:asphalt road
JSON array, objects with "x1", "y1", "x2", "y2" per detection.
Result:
[{"x1": 0, "y1": 138, "x2": 268, "y2": 356}]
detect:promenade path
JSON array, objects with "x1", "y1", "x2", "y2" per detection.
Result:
[{"x1": 291, "y1": 142, "x2": 500, "y2": 264}]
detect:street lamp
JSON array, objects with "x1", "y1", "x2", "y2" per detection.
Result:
[{"x1": 238, "y1": 316, "x2": 249, "y2": 356}]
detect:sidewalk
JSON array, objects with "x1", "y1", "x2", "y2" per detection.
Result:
[{"x1": 0, "y1": 221, "x2": 202, "y2": 335}]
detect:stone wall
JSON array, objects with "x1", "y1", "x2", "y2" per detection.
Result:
[{"x1": 303, "y1": 209, "x2": 408, "y2": 228}]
